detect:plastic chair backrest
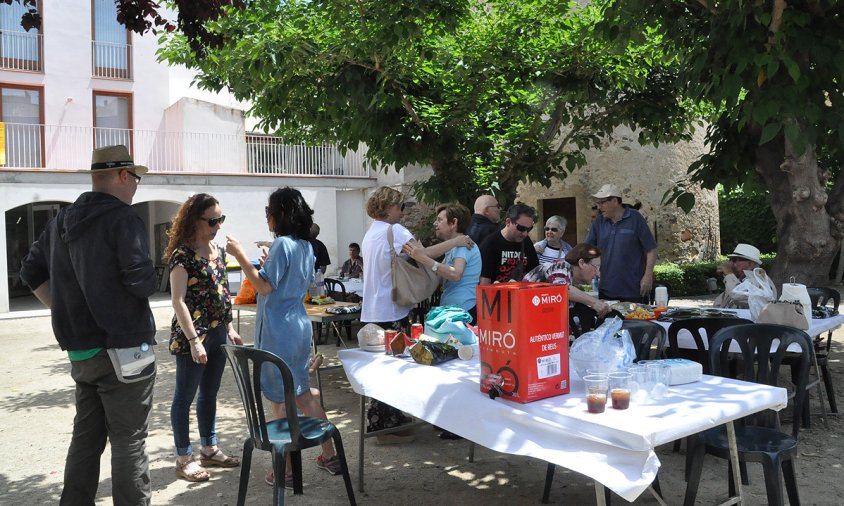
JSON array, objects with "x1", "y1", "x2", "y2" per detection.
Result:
[
  {"x1": 621, "y1": 320, "x2": 667, "y2": 361},
  {"x1": 324, "y1": 278, "x2": 347, "y2": 300},
  {"x1": 806, "y1": 286, "x2": 841, "y2": 310},
  {"x1": 568, "y1": 303, "x2": 624, "y2": 338},
  {"x1": 666, "y1": 317, "x2": 753, "y2": 373},
  {"x1": 222, "y1": 344, "x2": 304, "y2": 452},
  {"x1": 708, "y1": 323, "x2": 811, "y2": 438}
]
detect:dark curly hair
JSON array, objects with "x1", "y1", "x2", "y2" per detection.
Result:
[
  {"x1": 163, "y1": 193, "x2": 219, "y2": 262},
  {"x1": 267, "y1": 187, "x2": 313, "y2": 240}
]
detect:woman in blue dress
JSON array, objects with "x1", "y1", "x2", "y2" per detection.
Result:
[{"x1": 225, "y1": 187, "x2": 341, "y2": 487}]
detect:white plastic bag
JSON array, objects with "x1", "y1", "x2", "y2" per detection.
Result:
[
  {"x1": 731, "y1": 267, "x2": 777, "y2": 320},
  {"x1": 569, "y1": 317, "x2": 636, "y2": 376}
]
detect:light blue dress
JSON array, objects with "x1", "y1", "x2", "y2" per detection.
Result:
[{"x1": 254, "y1": 235, "x2": 314, "y2": 402}]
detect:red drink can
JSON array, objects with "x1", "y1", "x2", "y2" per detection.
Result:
[
  {"x1": 410, "y1": 323, "x2": 423, "y2": 340},
  {"x1": 384, "y1": 330, "x2": 398, "y2": 354}
]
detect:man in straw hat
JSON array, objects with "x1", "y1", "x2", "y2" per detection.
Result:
[
  {"x1": 586, "y1": 184, "x2": 657, "y2": 302},
  {"x1": 20, "y1": 145, "x2": 158, "y2": 504},
  {"x1": 714, "y1": 243, "x2": 776, "y2": 308}
]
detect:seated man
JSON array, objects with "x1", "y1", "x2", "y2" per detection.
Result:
[
  {"x1": 339, "y1": 242, "x2": 363, "y2": 279},
  {"x1": 713, "y1": 243, "x2": 775, "y2": 308}
]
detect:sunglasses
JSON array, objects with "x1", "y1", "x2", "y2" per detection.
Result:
[
  {"x1": 515, "y1": 223, "x2": 533, "y2": 233},
  {"x1": 401, "y1": 202, "x2": 407, "y2": 212},
  {"x1": 486, "y1": 203, "x2": 501, "y2": 210},
  {"x1": 544, "y1": 227, "x2": 559, "y2": 232},
  {"x1": 202, "y1": 215, "x2": 226, "y2": 227},
  {"x1": 124, "y1": 170, "x2": 141, "y2": 183}
]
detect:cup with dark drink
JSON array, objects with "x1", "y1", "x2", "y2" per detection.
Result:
[
  {"x1": 583, "y1": 375, "x2": 609, "y2": 413},
  {"x1": 609, "y1": 372, "x2": 632, "y2": 410}
]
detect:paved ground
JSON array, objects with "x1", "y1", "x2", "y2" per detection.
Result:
[{"x1": 1, "y1": 294, "x2": 842, "y2": 505}]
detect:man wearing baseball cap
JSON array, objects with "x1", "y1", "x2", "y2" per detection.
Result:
[
  {"x1": 585, "y1": 184, "x2": 657, "y2": 302},
  {"x1": 20, "y1": 145, "x2": 158, "y2": 504},
  {"x1": 714, "y1": 243, "x2": 775, "y2": 308}
]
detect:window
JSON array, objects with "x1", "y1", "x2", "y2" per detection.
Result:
[
  {"x1": 92, "y1": 0, "x2": 131, "y2": 79},
  {"x1": 0, "y1": 2, "x2": 42, "y2": 71},
  {"x1": 1, "y1": 84, "x2": 43, "y2": 167},
  {"x1": 93, "y1": 91, "x2": 132, "y2": 150}
]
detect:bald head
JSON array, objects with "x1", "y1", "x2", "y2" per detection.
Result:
[{"x1": 474, "y1": 195, "x2": 501, "y2": 222}]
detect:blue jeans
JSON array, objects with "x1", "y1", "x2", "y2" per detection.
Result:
[
  {"x1": 170, "y1": 325, "x2": 228, "y2": 456},
  {"x1": 62, "y1": 350, "x2": 155, "y2": 506}
]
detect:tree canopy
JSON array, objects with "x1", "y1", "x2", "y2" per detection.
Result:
[{"x1": 157, "y1": 0, "x2": 694, "y2": 205}]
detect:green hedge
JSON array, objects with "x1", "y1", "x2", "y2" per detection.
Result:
[
  {"x1": 719, "y1": 186, "x2": 777, "y2": 254},
  {"x1": 655, "y1": 254, "x2": 775, "y2": 296}
]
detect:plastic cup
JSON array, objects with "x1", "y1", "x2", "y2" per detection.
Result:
[
  {"x1": 583, "y1": 375, "x2": 609, "y2": 413},
  {"x1": 628, "y1": 365, "x2": 649, "y2": 403},
  {"x1": 646, "y1": 363, "x2": 671, "y2": 400},
  {"x1": 608, "y1": 372, "x2": 632, "y2": 409}
]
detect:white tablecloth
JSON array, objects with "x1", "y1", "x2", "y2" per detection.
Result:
[
  {"x1": 339, "y1": 349, "x2": 787, "y2": 502},
  {"x1": 658, "y1": 308, "x2": 844, "y2": 351}
]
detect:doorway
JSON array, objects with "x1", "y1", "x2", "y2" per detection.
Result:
[
  {"x1": 539, "y1": 197, "x2": 579, "y2": 245},
  {"x1": 6, "y1": 202, "x2": 67, "y2": 297}
]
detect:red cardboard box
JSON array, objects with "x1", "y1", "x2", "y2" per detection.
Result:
[{"x1": 477, "y1": 282, "x2": 569, "y2": 403}]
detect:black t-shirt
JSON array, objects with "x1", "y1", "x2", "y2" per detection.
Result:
[
  {"x1": 309, "y1": 238, "x2": 331, "y2": 271},
  {"x1": 479, "y1": 232, "x2": 539, "y2": 282}
]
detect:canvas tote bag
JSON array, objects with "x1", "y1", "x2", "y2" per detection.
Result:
[{"x1": 387, "y1": 225, "x2": 440, "y2": 306}]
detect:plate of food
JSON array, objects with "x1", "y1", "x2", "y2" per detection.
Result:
[{"x1": 624, "y1": 306, "x2": 657, "y2": 320}]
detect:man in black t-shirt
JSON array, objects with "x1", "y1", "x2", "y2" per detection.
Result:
[
  {"x1": 309, "y1": 223, "x2": 331, "y2": 274},
  {"x1": 479, "y1": 203, "x2": 540, "y2": 284}
]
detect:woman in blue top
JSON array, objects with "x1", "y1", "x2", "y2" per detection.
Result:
[
  {"x1": 225, "y1": 187, "x2": 341, "y2": 487},
  {"x1": 404, "y1": 203, "x2": 481, "y2": 324}
]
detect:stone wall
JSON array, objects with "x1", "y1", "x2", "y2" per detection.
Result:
[{"x1": 517, "y1": 127, "x2": 720, "y2": 263}]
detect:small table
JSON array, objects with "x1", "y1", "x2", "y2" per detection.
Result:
[{"x1": 340, "y1": 348, "x2": 787, "y2": 503}]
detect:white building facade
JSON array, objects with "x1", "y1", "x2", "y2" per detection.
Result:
[{"x1": 0, "y1": 1, "x2": 376, "y2": 313}]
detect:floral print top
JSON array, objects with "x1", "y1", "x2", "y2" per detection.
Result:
[{"x1": 168, "y1": 244, "x2": 233, "y2": 355}]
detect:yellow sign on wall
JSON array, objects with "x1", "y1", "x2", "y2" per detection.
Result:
[{"x1": 0, "y1": 122, "x2": 5, "y2": 166}]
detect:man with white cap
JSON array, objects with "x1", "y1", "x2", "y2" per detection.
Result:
[
  {"x1": 20, "y1": 145, "x2": 158, "y2": 505},
  {"x1": 714, "y1": 243, "x2": 774, "y2": 308},
  {"x1": 586, "y1": 184, "x2": 657, "y2": 302}
]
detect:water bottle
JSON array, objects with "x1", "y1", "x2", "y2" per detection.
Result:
[
  {"x1": 591, "y1": 275, "x2": 599, "y2": 294},
  {"x1": 314, "y1": 270, "x2": 325, "y2": 297}
]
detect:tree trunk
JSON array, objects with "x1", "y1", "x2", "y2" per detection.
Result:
[{"x1": 755, "y1": 136, "x2": 836, "y2": 287}]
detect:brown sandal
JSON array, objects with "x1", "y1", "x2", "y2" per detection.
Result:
[
  {"x1": 200, "y1": 449, "x2": 240, "y2": 468},
  {"x1": 175, "y1": 458, "x2": 210, "y2": 482}
]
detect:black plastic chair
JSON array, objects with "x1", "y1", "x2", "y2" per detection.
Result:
[
  {"x1": 622, "y1": 320, "x2": 667, "y2": 361},
  {"x1": 806, "y1": 286, "x2": 840, "y2": 413},
  {"x1": 683, "y1": 324, "x2": 812, "y2": 506},
  {"x1": 666, "y1": 317, "x2": 753, "y2": 374},
  {"x1": 568, "y1": 303, "x2": 624, "y2": 338},
  {"x1": 221, "y1": 344, "x2": 356, "y2": 506}
]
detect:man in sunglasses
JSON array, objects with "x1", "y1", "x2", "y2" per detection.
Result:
[
  {"x1": 19, "y1": 145, "x2": 158, "y2": 505},
  {"x1": 466, "y1": 194, "x2": 502, "y2": 245},
  {"x1": 479, "y1": 203, "x2": 540, "y2": 284},
  {"x1": 586, "y1": 184, "x2": 657, "y2": 303}
]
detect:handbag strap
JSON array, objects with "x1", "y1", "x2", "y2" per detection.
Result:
[{"x1": 387, "y1": 224, "x2": 397, "y2": 259}]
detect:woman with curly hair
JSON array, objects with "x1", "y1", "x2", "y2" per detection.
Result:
[
  {"x1": 225, "y1": 187, "x2": 342, "y2": 487},
  {"x1": 165, "y1": 193, "x2": 243, "y2": 482}
]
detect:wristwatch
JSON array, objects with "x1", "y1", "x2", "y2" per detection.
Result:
[{"x1": 431, "y1": 261, "x2": 439, "y2": 272}]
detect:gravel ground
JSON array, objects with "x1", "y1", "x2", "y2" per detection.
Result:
[{"x1": 1, "y1": 294, "x2": 842, "y2": 505}]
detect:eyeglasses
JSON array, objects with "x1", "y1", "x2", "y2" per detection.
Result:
[
  {"x1": 202, "y1": 215, "x2": 226, "y2": 227},
  {"x1": 589, "y1": 261, "x2": 601, "y2": 271},
  {"x1": 515, "y1": 223, "x2": 533, "y2": 233},
  {"x1": 544, "y1": 227, "x2": 559, "y2": 232},
  {"x1": 486, "y1": 203, "x2": 501, "y2": 210},
  {"x1": 124, "y1": 170, "x2": 141, "y2": 183}
]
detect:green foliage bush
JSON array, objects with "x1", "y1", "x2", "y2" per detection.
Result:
[
  {"x1": 655, "y1": 254, "x2": 775, "y2": 296},
  {"x1": 718, "y1": 186, "x2": 777, "y2": 254}
]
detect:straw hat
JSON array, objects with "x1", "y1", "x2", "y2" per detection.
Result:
[
  {"x1": 591, "y1": 184, "x2": 620, "y2": 199},
  {"x1": 90, "y1": 145, "x2": 148, "y2": 175},
  {"x1": 728, "y1": 243, "x2": 762, "y2": 265}
]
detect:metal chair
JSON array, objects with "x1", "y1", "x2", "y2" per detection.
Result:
[
  {"x1": 806, "y1": 286, "x2": 840, "y2": 413},
  {"x1": 324, "y1": 278, "x2": 354, "y2": 342},
  {"x1": 684, "y1": 324, "x2": 812, "y2": 506},
  {"x1": 221, "y1": 344, "x2": 356, "y2": 506},
  {"x1": 622, "y1": 320, "x2": 667, "y2": 361}
]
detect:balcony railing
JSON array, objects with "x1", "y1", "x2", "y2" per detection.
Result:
[
  {"x1": 0, "y1": 123, "x2": 370, "y2": 177},
  {"x1": 92, "y1": 40, "x2": 131, "y2": 79},
  {"x1": 0, "y1": 30, "x2": 42, "y2": 71}
]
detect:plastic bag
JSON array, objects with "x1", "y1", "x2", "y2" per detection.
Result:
[
  {"x1": 730, "y1": 267, "x2": 777, "y2": 320},
  {"x1": 424, "y1": 305, "x2": 477, "y2": 345},
  {"x1": 569, "y1": 317, "x2": 636, "y2": 376},
  {"x1": 357, "y1": 323, "x2": 385, "y2": 347}
]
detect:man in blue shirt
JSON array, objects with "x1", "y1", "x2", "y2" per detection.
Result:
[{"x1": 586, "y1": 184, "x2": 657, "y2": 302}]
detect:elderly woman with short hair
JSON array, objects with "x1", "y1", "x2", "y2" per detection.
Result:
[{"x1": 534, "y1": 215, "x2": 573, "y2": 266}]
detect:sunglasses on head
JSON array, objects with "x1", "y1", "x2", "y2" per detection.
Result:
[
  {"x1": 544, "y1": 226, "x2": 559, "y2": 232},
  {"x1": 515, "y1": 223, "x2": 533, "y2": 233},
  {"x1": 202, "y1": 215, "x2": 226, "y2": 227}
]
